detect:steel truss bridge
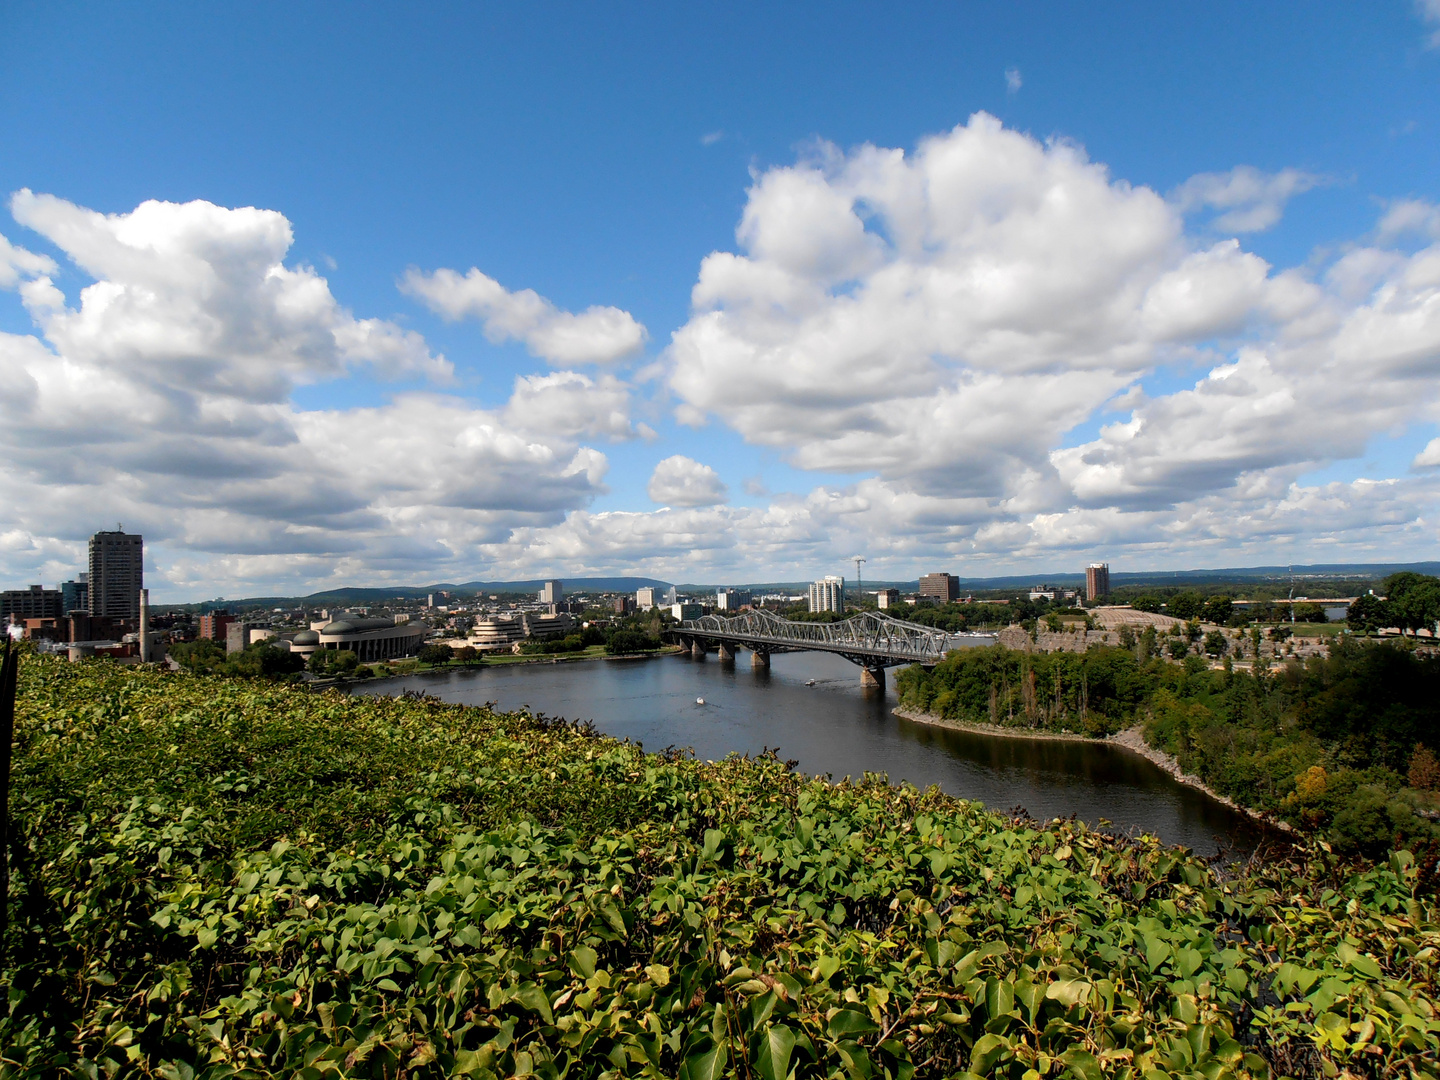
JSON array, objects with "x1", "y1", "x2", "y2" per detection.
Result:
[{"x1": 665, "y1": 610, "x2": 994, "y2": 689}]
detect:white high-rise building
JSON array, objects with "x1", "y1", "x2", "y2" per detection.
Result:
[
  {"x1": 664, "y1": 585, "x2": 678, "y2": 606},
  {"x1": 540, "y1": 580, "x2": 563, "y2": 604},
  {"x1": 808, "y1": 576, "x2": 845, "y2": 614},
  {"x1": 636, "y1": 586, "x2": 656, "y2": 610}
]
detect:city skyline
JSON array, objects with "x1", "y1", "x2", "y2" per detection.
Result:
[{"x1": 3, "y1": 4, "x2": 1440, "y2": 601}]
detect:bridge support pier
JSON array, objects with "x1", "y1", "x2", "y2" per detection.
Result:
[
  {"x1": 861, "y1": 666, "x2": 885, "y2": 691},
  {"x1": 717, "y1": 642, "x2": 736, "y2": 662},
  {"x1": 750, "y1": 648, "x2": 770, "y2": 670},
  {"x1": 691, "y1": 639, "x2": 707, "y2": 660}
]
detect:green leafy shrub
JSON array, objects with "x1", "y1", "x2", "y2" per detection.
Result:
[{"x1": 2, "y1": 657, "x2": 1438, "y2": 1078}]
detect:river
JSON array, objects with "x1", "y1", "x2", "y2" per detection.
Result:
[{"x1": 350, "y1": 649, "x2": 1266, "y2": 856}]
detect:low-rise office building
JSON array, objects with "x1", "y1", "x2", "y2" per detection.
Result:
[
  {"x1": 526, "y1": 612, "x2": 576, "y2": 639},
  {"x1": 470, "y1": 614, "x2": 527, "y2": 651},
  {"x1": 2, "y1": 585, "x2": 64, "y2": 621},
  {"x1": 919, "y1": 573, "x2": 960, "y2": 603}
]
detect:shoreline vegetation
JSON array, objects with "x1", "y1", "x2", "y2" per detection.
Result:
[
  {"x1": 892, "y1": 706, "x2": 1287, "y2": 831},
  {"x1": 3, "y1": 654, "x2": 1436, "y2": 1077},
  {"x1": 896, "y1": 638, "x2": 1440, "y2": 856},
  {"x1": 300, "y1": 645, "x2": 683, "y2": 686}
]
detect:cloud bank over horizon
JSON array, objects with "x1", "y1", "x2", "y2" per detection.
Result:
[{"x1": 1, "y1": 114, "x2": 1438, "y2": 599}]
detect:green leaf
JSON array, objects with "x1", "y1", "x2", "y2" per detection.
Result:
[
  {"x1": 679, "y1": 1041, "x2": 727, "y2": 1080},
  {"x1": 985, "y1": 976, "x2": 1014, "y2": 1021},
  {"x1": 702, "y1": 828, "x2": 726, "y2": 861},
  {"x1": 1057, "y1": 1047, "x2": 1101, "y2": 1080},
  {"x1": 569, "y1": 945, "x2": 597, "y2": 979},
  {"x1": 514, "y1": 982, "x2": 554, "y2": 1023},
  {"x1": 1044, "y1": 978, "x2": 1091, "y2": 1008},
  {"x1": 827, "y1": 1008, "x2": 880, "y2": 1039},
  {"x1": 1143, "y1": 934, "x2": 1169, "y2": 971},
  {"x1": 595, "y1": 896, "x2": 627, "y2": 936},
  {"x1": 970, "y1": 1032, "x2": 1010, "y2": 1074},
  {"x1": 754, "y1": 1023, "x2": 796, "y2": 1080},
  {"x1": 1175, "y1": 946, "x2": 1204, "y2": 978}
]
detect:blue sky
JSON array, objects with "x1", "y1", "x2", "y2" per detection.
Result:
[{"x1": 2, "y1": 2, "x2": 1440, "y2": 598}]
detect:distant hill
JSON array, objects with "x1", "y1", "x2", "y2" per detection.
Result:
[
  {"x1": 684, "y1": 563, "x2": 1440, "y2": 593},
  {"x1": 169, "y1": 563, "x2": 1440, "y2": 610},
  {"x1": 206, "y1": 577, "x2": 675, "y2": 611}
]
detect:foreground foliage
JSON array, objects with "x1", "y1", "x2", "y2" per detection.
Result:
[
  {"x1": 897, "y1": 642, "x2": 1440, "y2": 855},
  {"x1": 2, "y1": 657, "x2": 1438, "y2": 1079}
]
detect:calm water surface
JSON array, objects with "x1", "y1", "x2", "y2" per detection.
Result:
[{"x1": 352, "y1": 650, "x2": 1265, "y2": 856}]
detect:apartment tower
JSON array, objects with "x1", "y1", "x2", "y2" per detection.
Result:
[
  {"x1": 88, "y1": 529, "x2": 143, "y2": 620},
  {"x1": 808, "y1": 576, "x2": 845, "y2": 613},
  {"x1": 1085, "y1": 563, "x2": 1110, "y2": 602}
]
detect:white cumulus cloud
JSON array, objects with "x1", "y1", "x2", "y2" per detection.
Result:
[
  {"x1": 662, "y1": 113, "x2": 1440, "y2": 570},
  {"x1": 647, "y1": 455, "x2": 729, "y2": 506},
  {"x1": 0, "y1": 193, "x2": 637, "y2": 596},
  {"x1": 1170, "y1": 165, "x2": 1325, "y2": 233},
  {"x1": 401, "y1": 265, "x2": 647, "y2": 365},
  {"x1": 1414, "y1": 437, "x2": 1440, "y2": 468},
  {"x1": 0, "y1": 230, "x2": 55, "y2": 288}
]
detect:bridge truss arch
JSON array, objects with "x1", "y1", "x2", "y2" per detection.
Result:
[{"x1": 665, "y1": 609, "x2": 993, "y2": 689}]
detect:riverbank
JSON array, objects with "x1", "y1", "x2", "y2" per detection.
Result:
[
  {"x1": 894, "y1": 705, "x2": 1289, "y2": 832},
  {"x1": 308, "y1": 645, "x2": 679, "y2": 687}
]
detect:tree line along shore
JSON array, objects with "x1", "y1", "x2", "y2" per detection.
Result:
[{"x1": 895, "y1": 635, "x2": 1439, "y2": 857}]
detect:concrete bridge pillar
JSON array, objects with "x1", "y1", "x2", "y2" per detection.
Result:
[
  {"x1": 718, "y1": 641, "x2": 736, "y2": 662},
  {"x1": 691, "y1": 639, "x2": 707, "y2": 660},
  {"x1": 750, "y1": 647, "x2": 770, "y2": 670},
  {"x1": 861, "y1": 666, "x2": 885, "y2": 691}
]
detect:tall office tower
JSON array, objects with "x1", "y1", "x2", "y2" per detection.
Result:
[
  {"x1": 636, "y1": 586, "x2": 656, "y2": 610},
  {"x1": 876, "y1": 588, "x2": 899, "y2": 609},
  {"x1": 808, "y1": 576, "x2": 845, "y2": 613},
  {"x1": 61, "y1": 575, "x2": 88, "y2": 613},
  {"x1": 540, "y1": 580, "x2": 563, "y2": 604},
  {"x1": 1085, "y1": 562, "x2": 1111, "y2": 602},
  {"x1": 918, "y1": 572, "x2": 960, "y2": 603},
  {"x1": 88, "y1": 529, "x2": 144, "y2": 620}
]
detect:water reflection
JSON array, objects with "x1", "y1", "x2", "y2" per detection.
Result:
[{"x1": 350, "y1": 650, "x2": 1265, "y2": 856}]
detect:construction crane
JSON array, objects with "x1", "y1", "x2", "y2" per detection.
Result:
[{"x1": 853, "y1": 556, "x2": 866, "y2": 610}]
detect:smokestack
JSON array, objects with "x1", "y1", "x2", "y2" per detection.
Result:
[{"x1": 139, "y1": 588, "x2": 152, "y2": 663}]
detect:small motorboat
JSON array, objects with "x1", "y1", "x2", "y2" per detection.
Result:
[
  {"x1": 805, "y1": 679, "x2": 816, "y2": 686},
  {"x1": 696, "y1": 697, "x2": 705, "y2": 705}
]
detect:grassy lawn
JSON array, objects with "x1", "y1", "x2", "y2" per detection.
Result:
[{"x1": 1280, "y1": 621, "x2": 1347, "y2": 637}]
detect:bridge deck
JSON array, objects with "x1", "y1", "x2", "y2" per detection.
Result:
[{"x1": 666, "y1": 610, "x2": 993, "y2": 670}]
